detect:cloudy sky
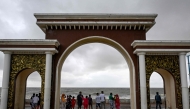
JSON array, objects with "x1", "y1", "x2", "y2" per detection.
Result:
[{"x1": 0, "y1": 0, "x2": 190, "y2": 88}]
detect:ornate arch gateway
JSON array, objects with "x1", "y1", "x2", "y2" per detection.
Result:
[{"x1": 0, "y1": 13, "x2": 189, "y2": 109}]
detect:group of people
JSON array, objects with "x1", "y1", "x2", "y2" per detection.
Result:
[
  {"x1": 61, "y1": 94, "x2": 77, "y2": 109},
  {"x1": 29, "y1": 91, "x2": 161, "y2": 109},
  {"x1": 108, "y1": 93, "x2": 120, "y2": 109},
  {"x1": 30, "y1": 93, "x2": 41, "y2": 109},
  {"x1": 60, "y1": 91, "x2": 120, "y2": 109},
  {"x1": 60, "y1": 92, "x2": 93, "y2": 109}
]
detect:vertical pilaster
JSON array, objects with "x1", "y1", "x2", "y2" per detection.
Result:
[
  {"x1": 44, "y1": 52, "x2": 53, "y2": 109},
  {"x1": 137, "y1": 52, "x2": 147, "y2": 109},
  {"x1": 0, "y1": 51, "x2": 12, "y2": 109},
  {"x1": 179, "y1": 52, "x2": 189, "y2": 109}
]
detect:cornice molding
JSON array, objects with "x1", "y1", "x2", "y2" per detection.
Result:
[
  {"x1": 34, "y1": 13, "x2": 157, "y2": 19},
  {"x1": 0, "y1": 39, "x2": 60, "y2": 47},
  {"x1": 0, "y1": 48, "x2": 58, "y2": 54},
  {"x1": 133, "y1": 49, "x2": 190, "y2": 55},
  {"x1": 34, "y1": 13, "x2": 157, "y2": 33},
  {"x1": 131, "y1": 40, "x2": 190, "y2": 48}
]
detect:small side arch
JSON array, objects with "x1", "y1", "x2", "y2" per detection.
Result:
[
  {"x1": 154, "y1": 69, "x2": 176, "y2": 109},
  {"x1": 14, "y1": 68, "x2": 42, "y2": 109}
]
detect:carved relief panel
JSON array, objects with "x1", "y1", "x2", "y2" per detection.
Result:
[
  {"x1": 145, "y1": 55, "x2": 182, "y2": 109},
  {"x1": 8, "y1": 54, "x2": 45, "y2": 109}
]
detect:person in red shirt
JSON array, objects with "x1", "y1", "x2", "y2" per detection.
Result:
[
  {"x1": 83, "y1": 96, "x2": 89, "y2": 109},
  {"x1": 115, "y1": 94, "x2": 120, "y2": 109},
  {"x1": 71, "y1": 96, "x2": 76, "y2": 109}
]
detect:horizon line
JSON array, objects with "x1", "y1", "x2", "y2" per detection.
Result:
[{"x1": 0, "y1": 87, "x2": 164, "y2": 88}]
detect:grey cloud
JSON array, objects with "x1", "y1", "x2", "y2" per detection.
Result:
[
  {"x1": 62, "y1": 43, "x2": 128, "y2": 75},
  {"x1": 1, "y1": 0, "x2": 190, "y2": 87}
]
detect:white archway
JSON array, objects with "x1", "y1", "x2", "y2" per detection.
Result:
[{"x1": 55, "y1": 36, "x2": 136, "y2": 109}]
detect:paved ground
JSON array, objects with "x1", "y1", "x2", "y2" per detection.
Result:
[{"x1": 25, "y1": 103, "x2": 167, "y2": 109}]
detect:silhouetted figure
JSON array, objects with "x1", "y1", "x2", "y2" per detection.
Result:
[
  {"x1": 77, "y1": 91, "x2": 83, "y2": 109},
  {"x1": 88, "y1": 94, "x2": 93, "y2": 109},
  {"x1": 155, "y1": 92, "x2": 161, "y2": 109},
  {"x1": 37, "y1": 93, "x2": 41, "y2": 109}
]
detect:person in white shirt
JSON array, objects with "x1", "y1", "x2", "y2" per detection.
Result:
[
  {"x1": 33, "y1": 94, "x2": 39, "y2": 109},
  {"x1": 99, "y1": 91, "x2": 106, "y2": 109},
  {"x1": 96, "y1": 93, "x2": 101, "y2": 109}
]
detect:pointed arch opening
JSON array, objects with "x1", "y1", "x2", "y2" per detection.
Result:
[
  {"x1": 149, "y1": 69, "x2": 177, "y2": 109},
  {"x1": 14, "y1": 69, "x2": 42, "y2": 109},
  {"x1": 149, "y1": 72, "x2": 165, "y2": 108}
]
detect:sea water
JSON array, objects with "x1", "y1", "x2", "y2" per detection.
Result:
[{"x1": 21, "y1": 87, "x2": 164, "y2": 99}]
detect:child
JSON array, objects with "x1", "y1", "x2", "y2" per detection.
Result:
[
  {"x1": 71, "y1": 96, "x2": 76, "y2": 109},
  {"x1": 83, "y1": 96, "x2": 89, "y2": 109}
]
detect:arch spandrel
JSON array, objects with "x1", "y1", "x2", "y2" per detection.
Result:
[
  {"x1": 145, "y1": 55, "x2": 182, "y2": 109},
  {"x1": 8, "y1": 54, "x2": 46, "y2": 109}
]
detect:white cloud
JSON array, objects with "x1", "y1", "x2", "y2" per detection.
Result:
[
  {"x1": 150, "y1": 72, "x2": 164, "y2": 88},
  {"x1": 26, "y1": 72, "x2": 41, "y2": 87}
]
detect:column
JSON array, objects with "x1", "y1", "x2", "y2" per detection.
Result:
[
  {"x1": 137, "y1": 52, "x2": 147, "y2": 109},
  {"x1": 44, "y1": 52, "x2": 53, "y2": 109},
  {"x1": 0, "y1": 51, "x2": 12, "y2": 109},
  {"x1": 179, "y1": 52, "x2": 189, "y2": 109}
]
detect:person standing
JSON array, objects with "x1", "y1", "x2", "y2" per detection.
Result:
[
  {"x1": 71, "y1": 96, "x2": 76, "y2": 109},
  {"x1": 33, "y1": 94, "x2": 39, "y2": 109},
  {"x1": 109, "y1": 93, "x2": 114, "y2": 109},
  {"x1": 96, "y1": 93, "x2": 101, "y2": 109},
  {"x1": 114, "y1": 94, "x2": 120, "y2": 109},
  {"x1": 155, "y1": 92, "x2": 162, "y2": 109},
  {"x1": 83, "y1": 96, "x2": 89, "y2": 109},
  {"x1": 61, "y1": 93, "x2": 66, "y2": 109},
  {"x1": 88, "y1": 94, "x2": 93, "y2": 109},
  {"x1": 77, "y1": 91, "x2": 83, "y2": 109},
  {"x1": 37, "y1": 93, "x2": 41, "y2": 109},
  {"x1": 30, "y1": 93, "x2": 35, "y2": 109},
  {"x1": 99, "y1": 91, "x2": 106, "y2": 109},
  {"x1": 66, "y1": 95, "x2": 72, "y2": 109}
]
